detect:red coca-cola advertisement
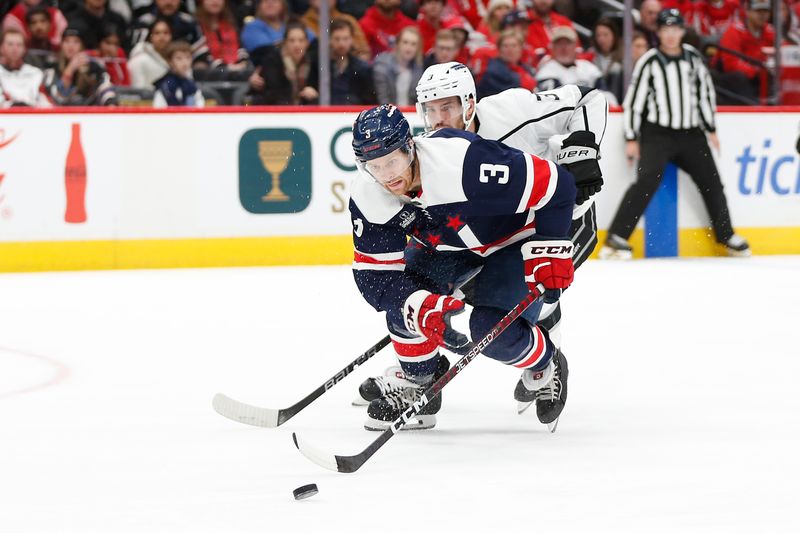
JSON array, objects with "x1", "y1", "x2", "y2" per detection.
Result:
[{"x1": 64, "y1": 123, "x2": 87, "y2": 224}]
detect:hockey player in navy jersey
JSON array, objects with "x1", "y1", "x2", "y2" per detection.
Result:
[
  {"x1": 350, "y1": 104, "x2": 576, "y2": 431},
  {"x1": 355, "y1": 62, "x2": 607, "y2": 419}
]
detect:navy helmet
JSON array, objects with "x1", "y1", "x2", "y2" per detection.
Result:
[{"x1": 352, "y1": 104, "x2": 412, "y2": 162}]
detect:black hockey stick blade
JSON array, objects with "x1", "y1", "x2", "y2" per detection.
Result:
[
  {"x1": 213, "y1": 335, "x2": 391, "y2": 428},
  {"x1": 293, "y1": 287, "x2": 543, "y2": 473}
]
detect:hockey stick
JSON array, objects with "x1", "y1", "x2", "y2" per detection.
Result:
[
  {"x1": 292, "y1": 284, "x2": 544, "y2": 473},
  {"x1": 212, "y1": 335, "x2": 391, "y2": 428}
]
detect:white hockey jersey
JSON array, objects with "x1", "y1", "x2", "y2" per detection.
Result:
[
  {"x1": 0, "y1": 64, "x2": 51, "y2": 108},
  {"x1": 473, "y1": 84, "x2": 608, "y2": 218}
]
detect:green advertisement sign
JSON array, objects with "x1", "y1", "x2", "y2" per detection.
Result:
[{"x1": 239, "y1": 128, "x2": 312, "y2": 214}]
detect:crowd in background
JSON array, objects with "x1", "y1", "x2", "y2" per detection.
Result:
[{"x1": 0, "y1": 0, "x2": 794, "y2": 107}]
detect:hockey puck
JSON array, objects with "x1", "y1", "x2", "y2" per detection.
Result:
[{"x1": 293, "y1": 483, "x2": 319, "y2": 500}]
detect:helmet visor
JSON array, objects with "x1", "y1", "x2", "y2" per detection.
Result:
[
  {"x1": 357, "y1": 144, "x2": 414, "y2": 184},
  {"x1": 417, "y1": 98, "x2": 465, "y2": 132}
]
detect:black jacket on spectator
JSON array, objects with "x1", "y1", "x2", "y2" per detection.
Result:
[
  {"x1": 330, "y1": 55, "x2": 376, "y2": 105},
  {"x1": 252, "y1": 44, "x2": 319, "y2": 105},
  {"x1": 68, "y1": 6, "x2": 129, "y2": 50},
  {"x1": 477, "y1": 57, "x2": 533, "y2": 100}
]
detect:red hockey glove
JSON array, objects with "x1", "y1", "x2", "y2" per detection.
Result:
[
  {"x1": 403, "y1": 290, "x2": 469, "y2": 351},
  {"x1": 521, "y1": 240, "x2": 575, "y2": 304}
]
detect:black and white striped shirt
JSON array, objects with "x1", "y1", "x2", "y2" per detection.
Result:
[{"x1": 623, "y1": 44, "x2": 716, "y2": 140}]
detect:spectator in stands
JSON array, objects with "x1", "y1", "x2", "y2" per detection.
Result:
[
  {"x1": 326, "y1": 18, "x2": 376, "y2": 104},
  {"x1": 153, "y1": 40, "x2": 205, "y2": 106},
  {"x1": 782, "y1": 0, "x2": 800, "y2": 44},
  {"x1": 302, "y1": 0, "x2": 370, "y2": 60},
  {"x1": 132, "y1": 0, "x2": 210, "y2": 66},
  {"x1": 689, "y1": 0, "x2": 741, "y2": 37},
  {"x1": 537, "y1": 26, "x2": 617, "y2": 102},
  {"x1": 23, "y1": 6, "x2": 59, "y2": 69},
  {"x1": 588, "y1": 17, "x2": 623, "y2": 103},
  {"x1": 475, "y1": 0, "x2": 513, "y2": 45},
  {"x1": 195, "y1": 0, "x2": 250, "y2": 76},
  {"x1": 477, "y1": 29, "x2": 536, "y2": 98},
  {"x1": 67, "y1": 0, "x2": 128, "y2": 51},
  {"x1": 2, "y1": 0, "x2": 67, "y2": 49},
  {"x1": 417, "y1": 0, "x2": 461, "y2": 53},
  {"x1": 0, "y1": 27, "x2": 51, "y2": 106},
  {"x1": 424, "y1": 28, "x2": 459, "y2": 67},
  {"x1": 248, "y1": 20, "x2": 319, "y2": 104},
  {"x1": 716, "y1": 0, "x2": 774, "y2": 102},
  {"x1": 358, "y1": 0, "x2": 415, "y2": 57},
  {"x1": 449, "y1": 19, "x2": 472, "y2": 65},
  {"x1": 501, "y1": 10, "x2": 538, "y2": 67},
  {"x1": 87, "y1": 24, "x2": 131, "y2": 85},
  {"x1": 43, "y1": 28, "x2": 117, "y2": 105},
  {"x1": 526, "y1": 0, "x2": 573, "y2": 56},
  {"x1": 631, "y1": 29, "x2": 650, "y2": 65},
  {"x1": 128, "y1": 16, "x2": 171, "y2": 88},
  {"x1": 240, "y1": 0, "x2": 315, "y2": 59},
  {"x1": 453, "y1": 0, "x2": 490, "y2": 31},
  {"x1": 637, "y1": 0, "x2": 661, "y2": 47},
  {"x1": 372, "y1": 25, "x2": 423, "y2": 105}
]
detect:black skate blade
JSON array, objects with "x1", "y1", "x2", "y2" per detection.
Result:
[
  {"x1": 547, "y1": 417, "x2": 560, "y2": 433},
  {"x1": 363, "y1": 415, "x2": 436, "y2": 431}
]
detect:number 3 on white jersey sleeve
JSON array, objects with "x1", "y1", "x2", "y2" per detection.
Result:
[{"x1": 479, "y1": 163, "x2": 510, "y2": 184}]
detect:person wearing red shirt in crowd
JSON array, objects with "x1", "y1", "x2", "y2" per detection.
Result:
[
  {"x1": 450, "y1": 0, "x2": 486, "y2": 30},
  {"x1": 477, "y1": 29, "x2": 535, "y2": 97},
  {"x1": 526, "y1": 0, "x2": 573, "y2": 56},
  {"x1": 663, "y1": 0, "x2": 742, "y2": 37},
  {"x1": 196, "y1": 0, "x2": 249, "y2": 72},
  {"x1": 449, "y1": 20, "x2": 472, "y2": 64},
  {"x1": 697, "y1": 0, "x2": 742, "y2": 36},
  {"x1": 359, "y1": 0, "x2": 416, "y2": 56},
  {"x1": 86, "y1": 25, "x2": 131, "y2": 85},
  {"x1": 417, "y1": 0, "x2": 463, "y2": 53},
  {"x1": 717, "y1": 0, "x2": 774, "y2": 81},
  {"x1": 475, "y1": 0, "x2": 512, "y2": 44},
  {"x1": 2, "y1": 0, "x2": 68, "y2": 49}
]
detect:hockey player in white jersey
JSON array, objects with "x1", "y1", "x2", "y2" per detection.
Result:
[
  {"x1": 355, "y1": 62, "x2": 608, "y2": 418},
  {"x1": 351, "y1": 104, "x2": 577, "y2": 431}
]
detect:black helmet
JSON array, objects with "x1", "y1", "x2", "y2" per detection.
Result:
[{"x1": 656, "y1": 8, "x2": 684, "y2": 28}]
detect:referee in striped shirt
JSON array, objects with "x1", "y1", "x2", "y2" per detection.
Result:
[{"x1": 600, "y1": 8, "x2": 750, "y2": 259}]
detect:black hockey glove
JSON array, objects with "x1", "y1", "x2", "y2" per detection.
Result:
[{"x1": 558, "y1": 131, "x2": 602, "y2": 205}]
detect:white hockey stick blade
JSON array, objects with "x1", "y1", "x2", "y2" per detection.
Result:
[
  {"x1": 292, "y1": 432, "x2": 340, "y2": 472},
  {"x1": 212, "y1": 393, "x2": 280, "y2": 428}
]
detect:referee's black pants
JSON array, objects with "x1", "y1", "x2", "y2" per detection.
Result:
[{"x1": 608, "y1": 124, "x2": 735, "y2": 244}]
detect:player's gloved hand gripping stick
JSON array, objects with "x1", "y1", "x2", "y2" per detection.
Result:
[
  {"x1": 558, "y1": 131, "x2": 603, "y2": 205},
  {"x1": 292, "y1": 283, "x2": 547, "y2": 473}
]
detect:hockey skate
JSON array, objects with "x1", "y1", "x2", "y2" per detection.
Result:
[
  {"x1": 514, "y1": 349, "x2": 569, "y2": 433},
  {"x1": 724, "y1": 235, "x2": 751, "y2": 257},
  {"x1": 598, "y1": 234, "x2": 633, "y2": 260},
  {"x1": 364, "y1": 356, "x2": 449, "y2": 431},
  {"x1": 352, "y1": 366, "x2": 414, "y2": 406}
]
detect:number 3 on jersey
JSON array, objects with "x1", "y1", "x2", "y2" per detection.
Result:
[{"x1": 479, "y1": 163, "x2": 510, "y2": 185}]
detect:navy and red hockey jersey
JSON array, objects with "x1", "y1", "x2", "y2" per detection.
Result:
[{"x1": 349, "y1": 128, "x2": 576, "y2": 320}]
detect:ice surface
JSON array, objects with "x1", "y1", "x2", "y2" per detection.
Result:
[{"x1": 1, "y1": 258, "x2": 799, "y2": 532}]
